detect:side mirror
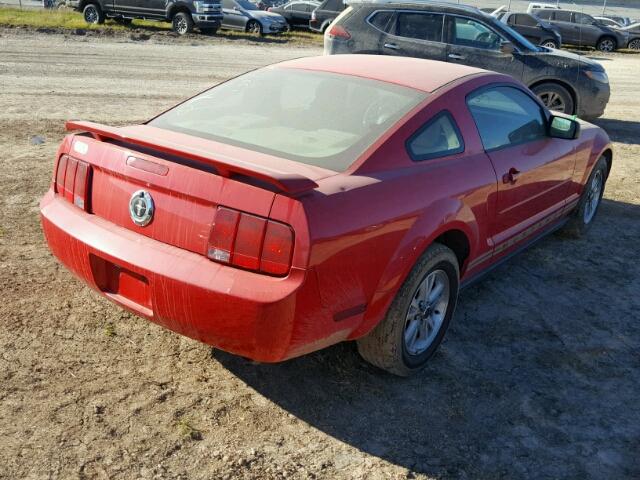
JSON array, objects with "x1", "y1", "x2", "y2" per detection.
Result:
[
  {"x1": 500, "y1": 41, "x2": 516, "y2": 55},
  {"x1": 549, "y1": 115, "x2": 581, "y2": 140}
]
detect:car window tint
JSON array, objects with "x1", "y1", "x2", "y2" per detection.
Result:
[
  {"x1": 554, "y1": 11, "x2": 572, "y2": 22},
  {"x1": 467, "y1": 86, "x2": 546, "y2": 151},
  {"x1": 369, "y1": 11, "x2": 394, "y2": 32},
  {"x1": 517, "y1": 14, "x2": 537, "y2": 27},
  {"x1": 452, "y1": 17, "x2": 502, "y2": 50},
  {"x1": 289, "y1": 2, "x2": 302, "y2": 10},
  {"x1": 150, "y1": 69, "x2": 426, "y2": 172},
  {"x1": 534, "y1": 10, "x2": 553, "y2": 20},
  {"x1": 396, "y1": 13, "x2": 443, "y2": 42},
  {"x1": 407, "y1": 111, "x2": 464, "y2": 161},
  {"x1": 574, "y1": 12, "x2": 594, "y2": 24}
]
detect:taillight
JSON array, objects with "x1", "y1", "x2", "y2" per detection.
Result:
[
  {"x1": 328, "y1": 24, "x2": 350, "y2": 39},
  {"x1": 207, "y1": 206, "x2": 294, "y2": 276},
  {"x1": 54, "y1": 154, "x2": 92, "y2": 212},
  {"x1": 267, "y1": 7, "x2": 272, "y2": 11}
]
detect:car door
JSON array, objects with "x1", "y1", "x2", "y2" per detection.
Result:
[
  {"x1": 222, "y1": 0, "x2": 247, "y2": 28},
  {"x1": 573, "y1": 12, "x2": 599, "y2": 46},
  {"x1": 288, "y1": 2, "x2": 310, "y2": 26},
  {"x1": 552, "y1": 10, "x2": 578, "y2": 44},
  {"x1": 379, "y1": 11, "x2": 447, "y2": 62},
  {"x1": 445, "y1": 15, "x2": 524, "y2": 82},
  {"x1": 465, "y1": 85, "x2": 576, "y2": 248}
]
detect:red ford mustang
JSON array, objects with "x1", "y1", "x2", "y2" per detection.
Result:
[{"x1": 40, "y1": 55, "x2": 611, "y2": 376}]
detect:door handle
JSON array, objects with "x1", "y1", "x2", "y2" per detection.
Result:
[
  {"x1": 448, "y1": 53, "x2": 465, "y2": 60},
  {"x1": 503, "y1": 167, "x2": 521, "y2": 184},
  {"x1": 384, "y1": 43, "x2": 399, "y2": 50}
]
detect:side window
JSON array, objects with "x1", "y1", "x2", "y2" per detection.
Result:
[
  {"x1": 407, "y1": 111, "x2": 464, "y2": 161},
  {"x1": 518, "y1": 14, "x2": 537, "y2": 27},
  {"x1": 451, "y1": 17, "x2": 502, "y2": 50},
  {"x1": 289, "y1": 2, "x2": 302, "y2": 11},
  {"x1": 395, "y1": 13, "x2": 443, "y2": 42},
  {"x1": 574, "y1": 12, "x2": 594, "y2": 25},
  {"x1": 555, "y1": 11, "x2": 572, "y2": 22},
  {"x1": 534, "y1": 10, "x2": 553, "y2": 20},
  {"x1": 369, "y1": 11, "x2": 394, "y2": 33},
  {"x1": 222, "y1": 0, "x2": 234, "y2": 9},
  {"x1": 466, "y1": 86, "x2": 547, "y2": 151}
]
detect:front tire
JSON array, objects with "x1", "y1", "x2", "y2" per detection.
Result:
[
  {"x1": 596, "y1": 36, "x2": 616, "y2": 52},
  {"x1": 172, "y1": 12, "x2": 194, "y2": 35},
  {"x1": 82, "y1": 3, "x2": 104, "y2": 24},
  {"x1": 532, "y1": 82, "x2": 575, "y2": 115},
  {"x1": 541, "y1": 39, "x2": 558, "y2": 49},
  {"x1": 628, "y1": 38, "x2": 640, "y2": 50},
  {"x1": 246, "y1": 19, "x2": 262, "y2": 35},
  {"x1": 357, "y1": 244, "x2": 460, "y2": 377},
  {"x1": 563, "y1": 156, "x2": 608, "y2": 238}
]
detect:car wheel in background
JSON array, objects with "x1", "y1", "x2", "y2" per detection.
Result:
[
  {"x1": 82, "y1": 3, "x2": 104, "y2": 24},
  {"x1": 596, "y1": 36, "x2": 616, "y2": 52},
  {"x1": 541, "y1": 39, "x2": 558, "y2": 49},
  {"x1": 357, "y1": 243, "x2": 460, "y2": 376},
  {"x1": 563, "y1": 156, "x2": 608, "y2": 238},
  {"x1": 172, "y1": 12, "x2": 194, "y2": 35},
  {"x1": 628, "y1": 39, "x2": 640, "y2": 50},
  {"x1": 246, "y1": 20, "x2": 262, "y2": 35},
  {"x1": 532, "y1": 82, "x2": 574, "y2": 115},
  {"x1": 200, "y1": 28, "x2": 218, "y2": 35}
]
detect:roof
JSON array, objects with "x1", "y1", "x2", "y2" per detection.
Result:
[
  {"x1": 345, "y1": 0, "x2": 483, "y2": 16},
  {"x1": 274, "y1": 55, "x2": 488, "y2": 93}
]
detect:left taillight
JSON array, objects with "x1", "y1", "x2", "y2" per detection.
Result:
[
  {"x1": 207, "y1": 206, "x2": 294, "y2": 276},
  {"x1": 54, "y1": 154, "x2": 92, "y2": 212}
]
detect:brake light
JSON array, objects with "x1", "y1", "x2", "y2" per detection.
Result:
[
  {"x1": 328, "y1": 24, "x2": 350, "y2": 39},
  {"x1": 54, "y1": 154, "x2": 92, "y2": 211},
  {"x1": 207, "y1": 206, "x2": 294, "y2": 276}
]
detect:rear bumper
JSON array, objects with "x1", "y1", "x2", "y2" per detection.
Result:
[{"x1": 40, "y1": 190, "x2": 344, "y2": 362}]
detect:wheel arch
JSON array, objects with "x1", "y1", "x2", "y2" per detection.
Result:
[
  {"x1": 529, "y1": 78, "x2": 578, "y2": 115},
  {"x1": 78, "y1": 0, "x2": 99, "y2": 11},
  {"x1": 167, "y1": 5, "x2": 191, "y2": 20}
]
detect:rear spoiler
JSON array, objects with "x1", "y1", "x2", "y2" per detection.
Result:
[{"x1": 65, "y1": 120, "x2": 319, "y2": 195}]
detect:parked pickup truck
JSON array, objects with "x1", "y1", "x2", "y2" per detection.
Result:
[{"x1": 69, "y1": 0, "x2": 224, "y2": 35}]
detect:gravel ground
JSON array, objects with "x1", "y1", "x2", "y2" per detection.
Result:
[{"x1": 1, "y1": 30, "x2": 639, "y2": 480}]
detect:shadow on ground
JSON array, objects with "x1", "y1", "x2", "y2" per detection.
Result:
[
  {"x1": 214, "y1": 198, "x2": 640, "y2": 479},
  {"x1": 592, "y1": 118, "x2": 640, "y2": 145}
]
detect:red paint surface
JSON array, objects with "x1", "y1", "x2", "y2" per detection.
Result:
[{"x1": 40, "y1": 56, "x2": 612, "y2": 362}]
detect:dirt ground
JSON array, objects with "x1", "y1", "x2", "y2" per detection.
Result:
[{"x1": 1, "y1": 29, "x2": 639, "y2": 480}]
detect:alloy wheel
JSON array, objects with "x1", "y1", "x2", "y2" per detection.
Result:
[
  {"x1": 599, "y1": 39, "x2": 615, "y2": 52},
  {"x1": 84, "y1": 6, "x2": 98, "y2": 23},
  {"x1": 629, "y1": 39, "x2": 640, "y2": 50},
  {"x1": 583, "y1": 169, "x2": 603, "y2": 224},
  {"x1": 403, "y1": 270, "x2": 450, "y2": 356},
  {"x1": 248, "y1": 21, "x2": 261, "y2": 34},
  {"x1": 175, "y1": 17, "x2": 188, "y2": 34},
  {"x1": 542, "y1": 41, "x2": 557, "y2": 49},
  {"x1": 537, "y1": 91, "x2": 566, "y2": 113}
]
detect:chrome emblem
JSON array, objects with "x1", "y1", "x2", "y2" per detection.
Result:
[{"x1": 129, "y1": 190, "x2": 154, "y2": 227}]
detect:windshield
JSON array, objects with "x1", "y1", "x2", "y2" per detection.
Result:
[
  {"x1": 149, "y1": 68, "x2": 426, "y2": 172},
  {"x1": 236, "y1": 0, "x2": 258, "y2": 10}
]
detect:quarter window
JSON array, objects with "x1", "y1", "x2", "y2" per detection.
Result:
[
  {"x1": 451, "y1": 17, "x2": 502, "y2": 50},
  {"x1": 407, "y1": 111, "x2": 464, "y2": 161},
  {"x1": 395, "y1": 13, "x2": 443, "y2": 42},
  {"x1": 554, "y1": 11, "x2": 572, "y2": 22},
  {"x1": 466, "y1": 86, "x2": 547, "y2": 151},
  {"x1": 369, "y1": 11, "x2": 394, "y2": 32}
]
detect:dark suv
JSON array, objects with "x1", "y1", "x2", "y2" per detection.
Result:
[
  {"x1": 70, "y1": 0, "x2": 223, "y2": 35},
  {"x1": 309, "y1": 0, "x2": 344, "y2": 33},
  {"x1": 325, "y1": 2, "x2": 610, "y2": 119},
  {"x1": 532, "y1": 8, "x2": 629, "y2": 52},
  {"x1": 497, "y1": 11, "x2": 562, "y2": 49}
]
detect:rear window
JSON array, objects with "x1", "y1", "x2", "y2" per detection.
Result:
[{"x1": 149, "y1": 68, "x2": 426, "y2": 172}]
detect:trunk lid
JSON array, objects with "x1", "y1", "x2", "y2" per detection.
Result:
[{"x1": 65, "y1": 122, "x2": 332, "y2": 257}]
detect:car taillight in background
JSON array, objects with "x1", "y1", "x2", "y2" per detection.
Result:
[
  {"x1": 54, "y1": 154, "x2": 92, "y2": 211},
  {"x1": 207, "y1": 206, "x2": 294, "y2": 276},
  {"x1": 327, "y1": 24, "x2": 351, "y2": 40}
]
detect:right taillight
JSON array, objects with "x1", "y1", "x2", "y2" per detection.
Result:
[
  {"x1": 207, "y1": 206, "x2": 294, "y2": 276},
  {"x1": 327, "y1": 24, "x2": 351, "y2": 40},
  {"x1": 54, "y1": 154, "x2": 92, "y2": 212}
]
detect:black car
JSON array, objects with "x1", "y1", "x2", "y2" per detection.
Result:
[
  {"x1": 309, "y1": 0, "x2": 344, "y2": 33},
  {"x1": 497, "y1": 11, "x2": 562, "y2": 49},
  {"x1": 268, "y1": 0, "x2": 320, "y2": 29},
  {"x1": 324, "y1": 2, "x2": 610, "y2": 119},
  {"x1": 69, "y1": 0, "x2": 223, "y2": 34},
  {"x1": 532, "y1": 8, "x2": 629, "y2": 52}
]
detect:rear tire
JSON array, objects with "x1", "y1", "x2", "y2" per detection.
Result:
[
  {"x1": 357, "y1": 243, "x2": 459, "y2": 377},
  {"x1": 531, "y1": 82, "x2": 575, "y2": 115},
  {"x1": 596, "y1": 36, "x2": 616, "y2": 52},
  {"x1": 172, "y1": 11, "x2": 194, "y2": 35},
  {"x1": 82, "y1": 3, "x2": 104, "y2": 24},
  {"x1": 562, "y1": 156, "x2": 608, "y2": 238}
]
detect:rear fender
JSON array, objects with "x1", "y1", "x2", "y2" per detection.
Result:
[{"x1": 349, "y1": 198, "x2": 478, "y2": 339}]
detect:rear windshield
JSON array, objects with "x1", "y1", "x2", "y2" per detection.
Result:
[{"x1": 149, "y1": 68, "x2": 426, "y2": 172}]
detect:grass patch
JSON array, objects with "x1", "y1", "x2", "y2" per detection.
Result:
[
  {"x1": 104, "y1": 322, "x2": 116, "y2": 337},
  {"x1": 176, "y1": 417, "x2": 203, "y2": 440},
  {"x1": 0, "y1": 6, "x2": 322, "y2": 44}
]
